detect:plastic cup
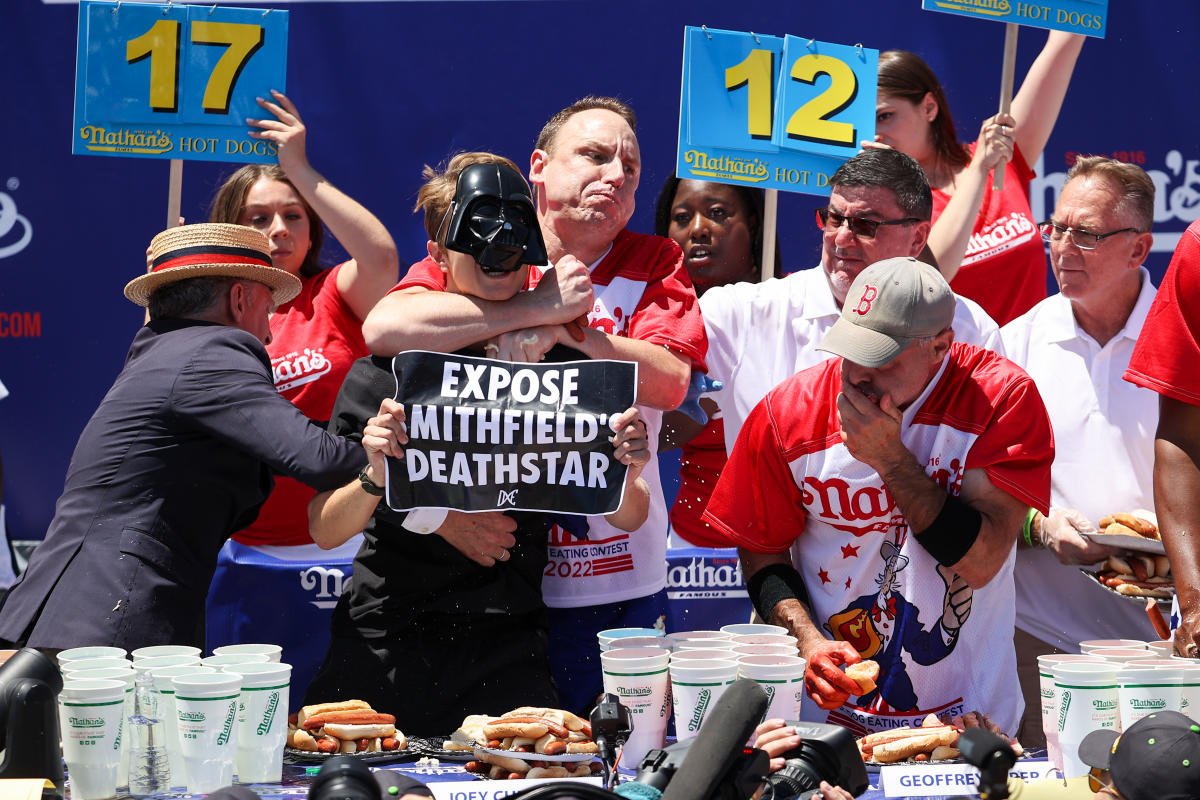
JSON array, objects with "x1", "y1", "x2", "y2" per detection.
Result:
[
  {"x1": 731, "y1": 645, "x2": 798, "y2": 659},
  {"x1": 59, "y1": 679, "x2": 127, "y2": 800},
  {"x1": 1088, "y1": 648, "x2": 1159, "y2": 664},
  {"x1": 1052, "y1": 662, "x2": 1119, "y2": 777},
  {"x1": 201, "y1": 653, "x2": 270, "y2": 669},
  {"x1": 149, "y1": 665, "x2": 216, "y2": 788},
  {"x1": 737, "y1": 655, "x2": 807, "y2": 731},
  {"x1": 729, "y1": 633, "x2": 799, "y2": 649},
  {"x1": 1117, "y1": 662, "x2": 1184, "y2": 729},
  {"x1": 719, "y1": 624, "x2": 788, "y2": 638},
  {"x1": 61, "y1": 657, "x2": 131, "y2": 675},
  {"x1": 669, "y1": 659, "x2": 739, "y2": 741},
  {"x1": 133, "y1": 654, "x2": 202, "y2": 671},
  {"x1": 1037, "y1": 654, "x2": 1107, "y2": 771},
  {"x1": 1079, "y1": 639, "x2": 1147, "y2": 653},
  {"x1": 1147, "y1": 640, "x2": 1178, "y2": 657},
  {"x1": 66, "y1": 668, "x2": 135, "y2": 788},
  {"x1": 172, "y1": 672, "x2": 243, "y2": 793},
  {"x1": 58, "y1": 647, "x2": 128, "y2": 664},
  {"x1": 223, "y1": 662, "x2": 291, "y2": 784},
  {"x1": 131, "y1": 645, "x2": 202, "y2": 661},
  {"x1": 670, "y1": 649, "x2": 741, "y2": 663},
  {"x1": 1166, "y1": 661, "x2": 1200, "y2": 718},
  {"x1": 211, "y1": 644, "x2": 282, "y2": 663},
  {"x1": 600, "y1": 648, "x2": 670, "y2": 767},
  {"x1": 670, "y1": 630, "x2": 730, "y2": 644},
  {"x1": 606, "y1": 636, "x2": 674, "y2": 652},
  {"x1": 597, "y1": 628, "x2": 663, "y2": 652}
]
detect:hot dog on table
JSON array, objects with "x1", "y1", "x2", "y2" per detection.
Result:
[
  {"x1": 445, "y1": 707, "x2": 602, "y2": 780},
  {"x1": 288, "y1": 700, "x2": 406, "y2": 753},
  {"x1": 856, "y1": 711, "x2": 1024, "y2": 764}
]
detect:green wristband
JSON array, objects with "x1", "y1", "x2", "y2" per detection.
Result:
[{"x1": 1022, "y1": 507, "x2": 1038, "y2": 547}]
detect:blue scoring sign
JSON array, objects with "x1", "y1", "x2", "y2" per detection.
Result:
[
  {"x1": 73, "y1": 1, "x2": 288, "y2": 163},
  {"x1": 677, "y1": 27, "x2": 878, "y2": 197},
  {"x1": 921, "y1": 0, "x2": 1108, "y2": 37}
]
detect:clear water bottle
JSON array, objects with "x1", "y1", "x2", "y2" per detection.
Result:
[{"x1": 126, "y1": 670, "x2": 171, "y2": 795}]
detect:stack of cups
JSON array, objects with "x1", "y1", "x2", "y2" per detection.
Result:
[
  {"x1": 132, "y1": 645, "x2": 202, "y2": 663},
  {"x1": 1115, "y1": 659, "x2": 1184, "y2": 730},
  {"x1": 1051, "y1": 662, "x2": 1119, "y2": 778},
  {"x1": 1079, "y1": 639, "x2": 1146, "y2": 653},
  {"x1": 1037, "y1": 654, "x2": 1105, "y2": 772},
  {"x1": 201, "y1": 653, "x2": 270, "y2": 669},
  {"x1": 62, "y1": 665, "x2": 136, "y2": 790},
  {"x1": 171, "y1": 672, "x2": 244, "y2": 793},
  {"x1": 606, "y1": 636, "x2": 674, "y2": 652},
  {"x1": 719, "y1": 624, "x2": 789, "y2": 638},
  {"x1": 57, "y1": 647, "x2": 128, "y2": 666},
  {"x1": 1172, "y1": 658, "x2": 1200, "y2": 718},
  {"x1": 223, "y1": 662, "x2": 292, "y2": 784},
  {"x1": 668, "y1": 652, "x2": 739, "y2": 741},
  {"x1": 149, "y1": 665, "x2": 217, "y2": 789},
  {"x1": 59, "y1": 679, "x2": 128, "y2": 800},
  {"x1": 599, "y1": 647, "x2": 671, "y2": 769},
  {"x1": 736, "y1": 655, "x2": 807, "y2": 727},
  {"x1": 671, "y1": 631, "x2": 733, "y2": 651},
  {"x1": 597, "y1": 628, "x2": 663, "y2": 653},
  {"x1": 213, "y1": 643, "x2": 283, "y2": 662}
]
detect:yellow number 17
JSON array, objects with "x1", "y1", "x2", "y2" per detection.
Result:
[
  {"x1": 724, "y1": 48, "x2": 859, "y2": 147},
  {"x1": 126, "y1": 18, "x2": 264, "y2": 115}
]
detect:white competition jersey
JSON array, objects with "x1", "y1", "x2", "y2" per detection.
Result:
[
  {"x1": 700, "y1": 266, "x2": 1004, "y2": 456},
  {"x1": 1002, "y1": 269, "x2": 1160, "y2": 650},
  {"x1": 703, "y1": 345, "x2": 1054, "y2": 736}
]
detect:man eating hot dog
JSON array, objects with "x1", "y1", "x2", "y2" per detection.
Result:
[{"x1": 703, "y1": 257, "x2": 1053, "y2": 737}]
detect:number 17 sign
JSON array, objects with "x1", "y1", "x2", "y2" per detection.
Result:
[
  {"x1": 677, "y1": 26, "x2": 878, "y2": 196},
  {"x1": 73, "y1": 0, "x2": 287, "y2": 163}
]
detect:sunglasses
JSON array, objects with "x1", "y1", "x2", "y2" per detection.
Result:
[
  {"x1": 816, "y1": 207, "x2": 923, "y2": 239},
  {"x1": 1088, "y1": 766, "x2": 1114, "y2": 793}
]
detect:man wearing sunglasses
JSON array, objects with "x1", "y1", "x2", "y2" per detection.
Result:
[
  {"x1": 1001, "y1": 156, "x2": 1160, "y2": 744},
  {"x1": 700, "y1": 148, "x2": 1003, "y2": 460}
]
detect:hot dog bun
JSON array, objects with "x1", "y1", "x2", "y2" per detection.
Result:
[
  {"x1": 289, "y1": 728, "x2": 319, "y2": 752},
  {"x1": 323, "y1": 722, "x2": 396, "y2": 740},
  {"x1": 297, "y1": 700, "x2": 371, "y2": 727},
  {"x1": 846, "y1": 660, "x2": 880, "y2": 694}
]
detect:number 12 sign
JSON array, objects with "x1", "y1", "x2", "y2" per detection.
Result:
[
  {"x1": 677, "y1": 27, "x2": 878, "y2": 196},
  {"x1": 73, "y1": 1, "x2": 287, "y2": 164}
]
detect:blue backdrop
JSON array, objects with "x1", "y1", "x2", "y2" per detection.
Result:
[{"x1": 3, "y1": 0, "x2": 1198, "y2": 541}]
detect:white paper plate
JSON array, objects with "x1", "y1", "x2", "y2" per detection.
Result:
[
  {"x1": 1080, "y1": 532, "x2": 1166, "y2": 555},
  {"x1": 474, "y1": 745, "x2": 596, "y2": 763}
]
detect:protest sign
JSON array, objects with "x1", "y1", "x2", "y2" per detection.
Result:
[{"x1": 386, "y1": 351, "x2": 638, "y2": 517}]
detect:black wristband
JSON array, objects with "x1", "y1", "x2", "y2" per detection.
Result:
[
  {"x1": 745, "y1": 563, "x2": 811, "y2": 623},
  {"x1": 914, "y1": 493, "x2": 982, "y2": 567}
]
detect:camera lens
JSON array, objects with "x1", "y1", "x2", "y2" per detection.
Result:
[
  {"x1": 308, "y1": 755, "x2": 378, "y2": 800},
  {"x1": 766, "y1": 744, "x2": 844, "y2": 800}
]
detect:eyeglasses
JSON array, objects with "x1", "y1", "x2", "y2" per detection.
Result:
[
  {"x1": 1039, "y1": 221, "x2": 1141, "y2": 250},
  {"x1": 816, "y1": 207, "x2": 922, "y2": 239},
  {"x1": 1088, "y1": 766, "x2": 1114, "y2": 794}
]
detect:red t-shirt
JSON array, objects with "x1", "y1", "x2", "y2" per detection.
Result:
[
  {"x1": 939, "y1": 144, "x2": 1046, "y2": 326},
  {"x1": 670, "y1": 415, "x2": 729, "y2": 547},
  {"x1": 392, "y1": 229, "x2": 708, "y2": 371},
  {"x1": 1124, "y1": 219, "x2": 1200, "y2": 406},
  {"x1": 234, "y1": 263, "x2": 370, "y2": 546}
]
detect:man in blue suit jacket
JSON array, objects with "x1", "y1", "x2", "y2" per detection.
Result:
[{"x1": 0, "y1": 224, "x2": 365, "y2": 652}]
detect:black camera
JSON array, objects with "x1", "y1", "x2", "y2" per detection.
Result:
[
  {"x1": 308, "y1": 755, "x2": 432, "y2": 800},
  {"x1": 629, "y1": 737, "x2": 769, "y2": 800},
  {"x1": 763, "y1": 721, "x2": 868, "y2": 800}
]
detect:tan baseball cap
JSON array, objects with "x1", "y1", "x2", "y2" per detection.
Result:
[{"x1": 818, "y1": 257, "x2": 954, "y2": 367}]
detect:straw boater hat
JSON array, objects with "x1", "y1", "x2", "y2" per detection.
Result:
[{"x1": 124, "y1": 223, "x2": 302, "y2": 307}]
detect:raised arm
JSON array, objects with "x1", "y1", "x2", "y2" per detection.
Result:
[
  {"x1": 1009, "y1": 30, "x2": 1086, "y2": 168},
  {"x1": 249, "y1": 90, "x2": 399, "y2": 320},
  {"x1": 1155, "y1": 396, "x2": 1200, "y2": 657}
]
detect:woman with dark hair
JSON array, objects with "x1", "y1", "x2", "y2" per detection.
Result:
[
  {"x1": 209, "y1": 91, "x2": 399, "y2": 548},
  {"x1": 654, "y1": 177, "x2": 778, "y2": 547},
  {"x1": 870, "y1": 32, "x2": 1083, "y2": 325}
]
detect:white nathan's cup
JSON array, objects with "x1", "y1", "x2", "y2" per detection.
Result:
[
  {"x1": 67, "y1": 668, "x2": 135, "y2": 788},
  {"x1": 729, "y1": 633, "x2": 798, "y2": 649},
  {"x1": 1167, "y1": 661, "x2": 1200, "y2": 718},
  {"x1": 61, "y1": 658, "x2": 131, "y2": 675},
  {"x1": 597, "y1": 628, "x2": 662, "y2": 652},
  {"x1": 731, "y1": 645, "x2": 797, "y2": 659},
  {"x1": 201, "y1": 653, "x2": 271, "y2": 669},
  {"x1": 1089, "y1": 648, "x2": 1158, "y2": 664},
  {"x1": 131, "y1": 645, "x2": 202, "y2": 661},
  {"x1": 172, "y1": 672, "x2": 243, "y2": 793},
  {"x1": 1079, "y1": 639, "x2": 1147, "y2": 653},
  {"x1": 1037, "y1": 654, "x2": 1106, "y2": 772},
  {"x1": 223, "y1": 662, "x2": 291, "y2": 784},
  {"x1": 1147, "y1": 640, "x2": 1178, "y2": 657},
  {"x1": 720, "y1": 624, "x2": 788, "y2": 638},
  {"x1": 669, "y1": 659, "x2": 739, "y2": 741},
  {"x1": 737, "y1": 656, "x2": 807, "y2": 728},
  {"x1": 600, "y1": 648, "x2": 670, "y2": 767},
  {"x1": 59, "y1": 679, "x2": 127, "y2": 800},
  {"x1": 58, "y1": 647, "x2": 128, "y2": 664},
  {"x1": 1052, "y1": 663, "x2": 1119, "y2": 778},
  {"x1": 212, "y1": 644, "x2": 283, "y2": 663},
  {"x1": 606, "y1": 636, "x2": 674, "y2": 652},
  {"x1": 134, "y1": 654, "x2": 202, "y2": 672},
  {"x1": 1117, "y1": 660, "x2": 1184, "y2": 729},
  {"x1": 669, "y1": 631, "x2": 732, "y2": 650},
  {"x1": 671, "y1": 648, "x2": 742, "y2": 663},
  {"x1": 149, "y1": 665, "x2": 216, "y2": 788}
]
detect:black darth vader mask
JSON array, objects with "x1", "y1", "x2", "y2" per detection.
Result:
[{"x1": 444, "y1": 162, "x2": 547, "y2": 273}]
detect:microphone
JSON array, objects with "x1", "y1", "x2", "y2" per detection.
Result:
[{"x1": 659, "y1": 678, "x2": 770, "y2": 800}]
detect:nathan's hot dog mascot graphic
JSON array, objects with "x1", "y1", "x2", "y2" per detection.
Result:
[{"x1": 825, "y1": 539, "x2": 973, "y2": 712}]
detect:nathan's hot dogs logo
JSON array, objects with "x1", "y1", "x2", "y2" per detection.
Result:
[
  {"x1": 1058, "y1": 691, "x2": 1071, "y2": 732},
  {"x1": 179, "y1": 711, "x2": 206, "y2": 723},
  {"x1": 68, "y1": 716, "x2": 105, "y2": 728},
  {"x1": 216, "y1": 702, "x2": 237, "y2": 746},
  {"x1": 1129, "y1": 699, "x2": 1167, "y2": 710},
  {"x1": 688, "y1": 690, "x2": 713, "y2": 733},
  {"x1": 1092, "y1": 699, "x2": 1118, "y2": 711},
  {"x1": 614, "y1": 686, "x2": 653, "y2": 698},
  {"x1": 257, "y1": 691, "x2": 280, "y2": 735},
  {"x1": 683, "y1": 150, "x2": 770, "y2": 184},
  {"x1": 929, "y1": 0, "x2": 1010, "y2": 17}
]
